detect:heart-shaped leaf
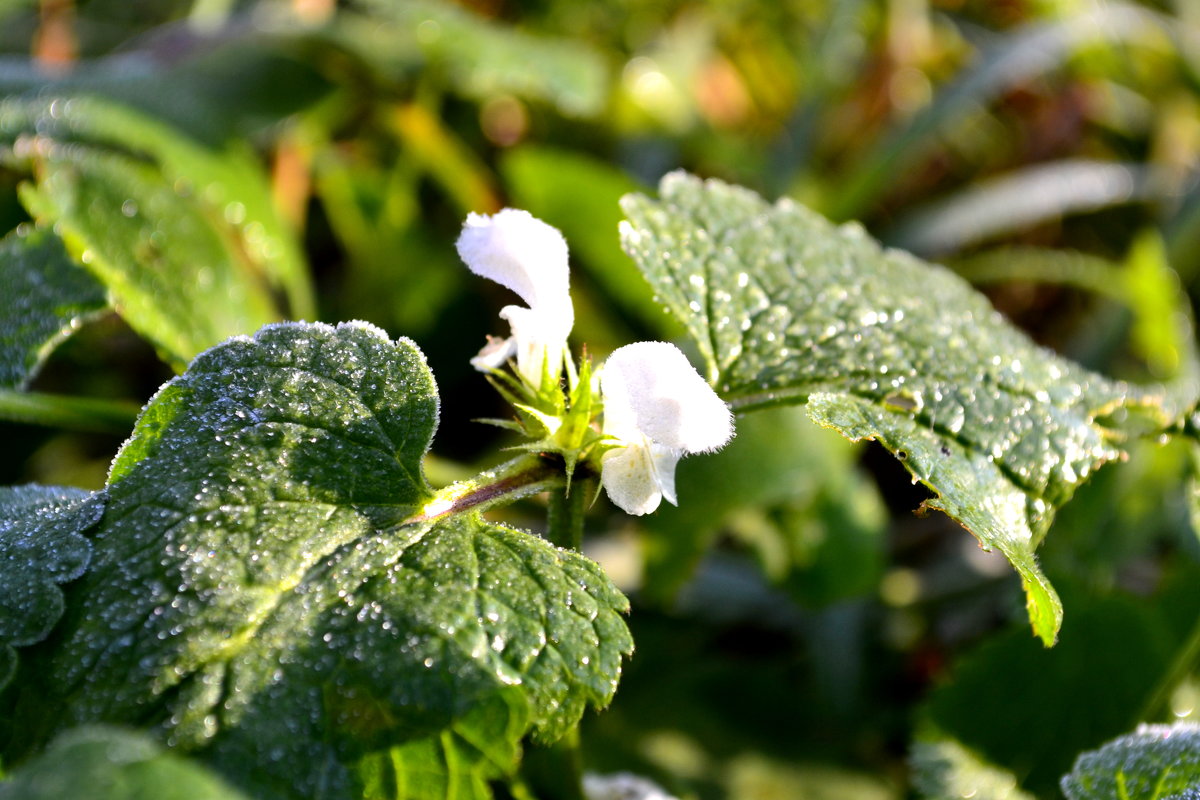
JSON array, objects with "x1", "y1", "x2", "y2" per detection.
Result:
[
  {"x1": 2, "y1": 322, "x2": 631, "y2": 799},
  {"x1": 620, "y1": 172, "x2": 1164, "y2": 644}
]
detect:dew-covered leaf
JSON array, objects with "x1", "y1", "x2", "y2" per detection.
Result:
[
  {"x1": 1060, "y1": 723, "x2": 1200, "y2": 800},
  {"x1": 910, "y1": 739, "x2": 1035, "y2": 800},
  {"x1": 0, "y1": 484, "x2": 103, "y2": 690},
  {"x1": 0, "y1": 226, "x2": 107, "y2": 389},
  {"x1": 619, "y1": 172, "x2": 1160, "y2": 644},
  {"x1": 0, "y1": 725, "x2": 253, "y2": 800},
  {"x1": 1, "y1": 96, "x2": 310, "y2": 368},
  {"x1": 2, "y1": 321, "x2": 630, "y2": 799}
]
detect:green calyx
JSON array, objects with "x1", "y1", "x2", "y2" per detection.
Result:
[{"x1": 476, "y1": 348, "x2": 616, "y2": 495}]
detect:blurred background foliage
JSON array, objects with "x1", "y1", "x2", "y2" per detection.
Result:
[{"x1": 1, "y1": 0, "x2": 1199, "y2": 797}]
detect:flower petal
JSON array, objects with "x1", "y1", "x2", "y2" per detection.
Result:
[
  {"x1": 499, "y1": 304, "x2": 569, "y2": 387},
  {"x1": 455, "y1": 208, "x2": 572, "y2": 313},
  {"x1": 469, "y1": 334, "x2": 517, "y2": 373},
  {"x1": 600, "y1": 439, "x2": 680, "y2": 515},
  {"x1": 600, "y1": 342, "x2": 733, "y2": 453}
]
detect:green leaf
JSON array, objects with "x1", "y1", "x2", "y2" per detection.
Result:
[
  {"x1": 620, "y1": 171, "x2": 1161, "y2": 644},
  {"x1": 346, "y1": 0, "x2": 608, "y2": 117},
  {"x1": 0, "y1": 226, "x2": 107, "y2": 389},
  {"x1": 887, "y1": 160, "x2": 1166, "y2": 257},
  {"x1": 910, "y1": 739, "x2": 1035, "y2": 800},
  {"x1": 0, "y1": 484, "x2": 103, "y2": 690},
  {"x1": 0, "y1": 725, "x2": 253, "y2": 800},
  {"x1": 1060, "y1": 723, "x2": 1200, "y2": 800},
  {"x1": 1, "y1": 96, "x2": 311, "y2": 368},
  {"x1": 4, "y1": 322, "x2": 630, "y2": 799},
  {"x1": 20, "y1": 150, "x2": 278, "y2": 371}
]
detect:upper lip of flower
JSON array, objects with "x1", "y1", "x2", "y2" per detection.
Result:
[
  {"x1": 455, "y1": 208, "x2": 574, "y2": 388},
  {"x1": 600, "y1": 341, "x2": 734, "y2": 454}
]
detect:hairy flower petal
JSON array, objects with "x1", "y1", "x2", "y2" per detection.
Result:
[
  {"x1": 601, "y1": 342, "x2": 733, "y2": 452},
  {"x1": 600, "y1": 438, "x2": 680, "y2": 516},
  {"x1": 456, "y1": 209, "x2": 571, "y2": 314},
  {"x1": 599, "y1": 342, "x2": 733, "y2": 514},
  {"x1": 456, "y1": 209, "x2": 574, "y2": 388}
]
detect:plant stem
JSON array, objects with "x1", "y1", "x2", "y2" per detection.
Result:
[
  {"x1": 403, "y1": 453, "x2": 563, "y2": 525},
  {"x1": 0, "y1": 390, "x2": 140, "y2": 433},
  {"x1": 547, "y1": 480, "x2": 588, "y2": 551}
]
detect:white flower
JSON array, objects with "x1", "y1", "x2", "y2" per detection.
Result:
[
  {"x1": 599, "y1": 342, "x2": 734, "y2": 515},
  {"x1": 455, "y1": 208, "x2": 573, "y2": 388},
  {"x1": 583, "y1": 772, "x2": 679, "y2": 800}
]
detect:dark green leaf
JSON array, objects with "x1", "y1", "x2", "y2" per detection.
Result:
[
  {"x1": 620, "y1": 172, "x2": 1161, "y2": 644},
  {"x1": 0, "y1": 29, "x2": 333, "y2": 149},
  {"x1": 0, "y1": 484, "x2": 102, "y2": 690},
  {"x1": 926, "y1": 591, "x2": 1178, "y2": 794},
  {"x1": 910, "y1": 739, "x2": 1034, "y2": 800},
  {"x1": 0, "y1": 226, "x2": 106, "y2": 389},
  {"x1": 4, "y1": 322, "x2": 630, "y2": 799},
  {"x1": 0, "y1": 725, "x2": 252, "y2": 800},
  {"x1": 1060, "y1": 723, "x2": 1200, "y2": 800}
]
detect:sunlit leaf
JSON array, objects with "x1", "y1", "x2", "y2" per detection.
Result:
[
  {"x1": 887, "y1": 160, "x2": 1165, "y2": 257},
  {"x1": 0, "y1": 226, "x2": 106, "y2": 390},
  {"x1": 0, "y1": 96, "x2": 313, "y2": 368},
  {"x1": 1060, "y1": 723, "x2": 1200, "y2": 800},
  {"x1": 2, "y1": 322, "x2": 630, "y2": 799},
  {"x1": 346, "y1": 0, "x2": 608, "y2": 117},
  {"x1": 0, "y1": 484, "x2": 102, "y2": 690},
  {"x1": 620, "y1": 172, "x2": 1166, "y2": 644}
]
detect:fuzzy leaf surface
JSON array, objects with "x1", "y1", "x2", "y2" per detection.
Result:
[
  {"x1": 1060, "y1": 723, "x2": 1200, "y2": 800},
  {"x1": 0, "y1": 227, "x2": 106, "y2": 389},
  {"x1": 0, "y1": 484, "x2": 103, "y2": 690},
  {"x1": 619, "y1": 172, "x2": 1159, "y2": 643},
  {"x1": 1, "y1": 322, "x2": 630, "y2": 800}
]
